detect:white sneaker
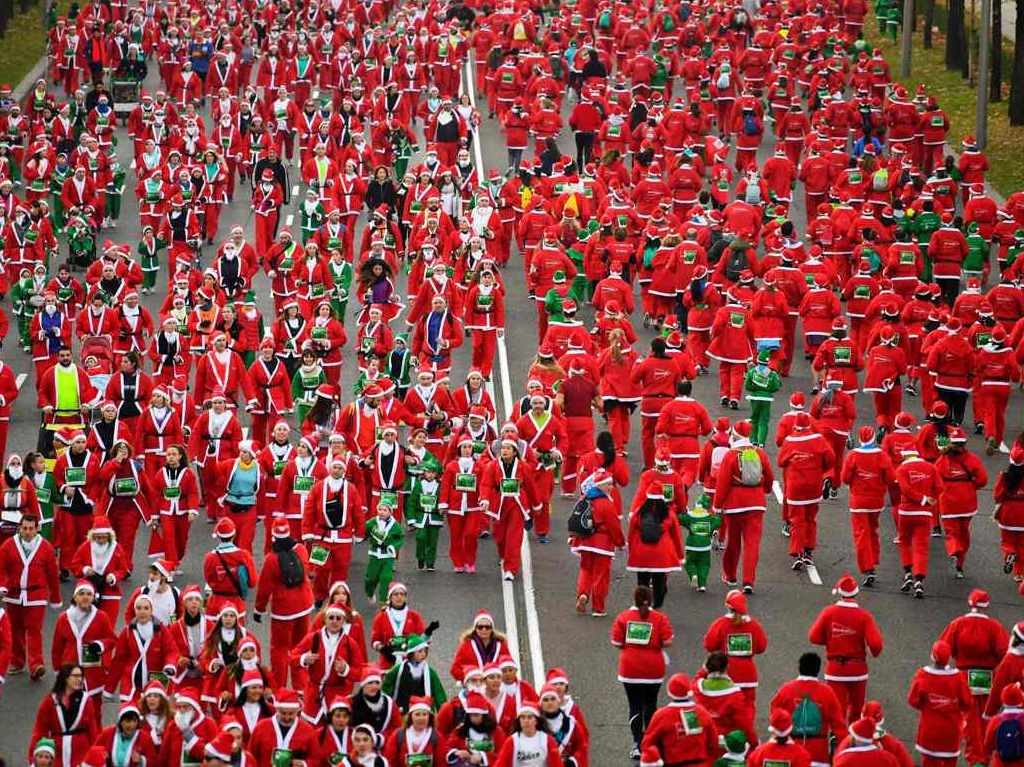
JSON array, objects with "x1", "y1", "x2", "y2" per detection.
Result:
[
  {"x1": 502, "y1": 571, "x2": 514, "y2": 581},
  {"x1": 1001, "y1": 442, "x2": 1011, "y2": 454}
]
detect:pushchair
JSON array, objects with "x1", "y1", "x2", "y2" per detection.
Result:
[{"x1": 80, "y1": 334, "x2": 114, "y2": 398}]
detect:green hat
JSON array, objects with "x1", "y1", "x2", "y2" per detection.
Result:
[
  {"x1": 34, "y1": 739, "x2": 56, "y2": 757},
  {"x1": 722, "y1": 730, "x2": 749, "y2": 755},
  {"x1": 403, "y1": 634, "x2": 429, "y2": 655},
  {"x1": 421, "y1": 456, "x2": 442, "y2": 474},
  {"x1": 757, "y1": 349, "x2": 772, "y2": 364}
]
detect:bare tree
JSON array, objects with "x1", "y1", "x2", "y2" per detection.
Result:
[
  {"x1": 1011, "y1": 0, "x2": 1024, "y2": 122},
  {"x1": 992, "y1": 0, "x2": 1003, "y2": 100},
  {"x1": 946, "y1": 0, "x2": 968, "y2": 73},
  {"x1": 924, "y1": 0, "x2": 935, "y2": 47}
]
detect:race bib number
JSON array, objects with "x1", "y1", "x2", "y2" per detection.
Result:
[
  {"x1": 625, "y1": 620, "x2": 654, "y2": 645},
  {"x1": 456, "y1": 473, "x2": 477, "y2": 492},
  {"x1": 727, "y1": 632, "x2": 753, "y2": 655},
  {"x1": 309, "y1": 544, "x2": 330, "y2": 566}
]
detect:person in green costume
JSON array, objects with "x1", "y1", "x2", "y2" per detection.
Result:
[
  {"x1": 299, "y1": 188, "x2": 326, "y2": 243},
  {"x1": 406, "y1": 456, "x2": 445, "y2": 571},
  {"x1": 743, "y1": 349, "x2": 782, "y2": 447},
  {"x1": 105, "y1": 160, "x2": 126, "y2": 224},
  {"x1": 10, "y1": 267, "x2": 38, "y2": 351},
  {"x1": 27, "y1": 452, "x2": 57, "y2": 540},
  {"x1": 385, "y1": 334, "x2": 414, "y2": 399},
  {"x1": 326, "y1": 247, "x2": 353, "y2": 322},
  {"x1": 290, "y1": 346, "x2": 325, "y2": 429},
  {"x1": 137, "y1": 225, "x2": 166, "y2": 294},
  {"x1": 381, "y1": 634, "x2": 447, "y2": 713},
  {"x1": 364, "y1": 501, "x2": 404, "y2": 604},
  {"x1": 713, "y1": 729, "x2": 750, "y2": 765},
  {"x1": 680, "y1": 494, "x2": 722, "y2": 592},
  {"x1": 962, "y1": 221, "x2": 990, "y2": 283}
]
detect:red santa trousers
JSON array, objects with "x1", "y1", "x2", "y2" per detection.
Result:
[
  {"x1": 0, "y1": 419, "x2": 9, "y2": 460},
  {"x1": 562, "y1": 416, "x2": 596, "y2": 494},
  {"x1": 311, "y1": 541, "x2": 353, "y2": 602},
  {"x1": 447, "y1": 512, "x2": 480, "y2": 571},
  {"x1": 898, "y1": 513, "x2": 932, "y2": 576},
  {"x1": 576, "y1": 551, "x2": 612, "y2": 613},
  {"x1": 823, "y1": 430, "x2": 846, "y2": 485},
  {"x1": 999, "y1": 529, "x2": 1024, "y2": 577},
  {"x1": 271, "y1": 615, "x2": 310, "y2": 690},
  {"x1": 718, "y1": 362, "x2": 745, "y2": 401},
  {"x1": 492, "y1": 503, "x2": 525, "y2": 576},
  {"x1": 979, "y1": 387, "x2": 1010, "y2": 443},
  {"x1": 781, "y1": 317, "x2": 798, "y2": 376},
  {"x1": 788, "y1": 502, "x2": 819, "y2": 555},
  {"x1": 942, "y1": 516, "x2": 972, "y2": 568},
  {"x1": 202, "y1": 464, "x2": 226, "y2": 522},
  {"x1": 161, "y1": 513, "x2": 192, "y2": 568},
  {"x1": 687, "y1": 330, "x2": 711, "y2": 368},
  {"x1": 224, "y1": 505, "x2": 258, "y2": 553},
  {"x1": 532, "y1": 469, "x2": 555, "y2": 537},
  {"x1": 850, "y1": 512, "x2": 881, "y2": 573},
  {"x1": 254, "y1": 211, "x2": 279, "y2": 256},
  {"x1": 7, "y1": 603, "x2": 45, "y2": 670},
  {"x1": 57, "y1": 510, "x2": 94, "y2": 570},
  {"x1": 109, "y1": 505, "x2": 142, "y2": 569},
  {"x1": 721, "y1": 511, "x2": 764, "y2": 586},
  {"x1": 98, "y1": 596, "x2": 120, "y2": 623},
  {"x1": 606, "y1": 406, "x2": 632, "y2": 454},
  {"x1": 872, "y1": 390, "x2": 902, "y2": 430},
  {"x1": 828, "y1": 678, "x2": 867, "y2": 724},
  {"x1": 470, "y1": 330, "x2": 498, "y2": 379}
]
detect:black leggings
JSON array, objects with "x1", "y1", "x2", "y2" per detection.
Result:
[
  {"x1": 637, "y1": 571, "x2": 668, "y2": 608},
  {"x1": 938, "y1": 388, "x2": 968, "y2": 425},
  {"x1": 623, "y1": 682, "x2": 661, "y2": 745}
]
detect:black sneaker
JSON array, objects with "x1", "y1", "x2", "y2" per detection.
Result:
[
  {"x1": 721, "y1": 396, "x2": 729, "y2": 407},
  {"x1": 900, "y1": 573, "x2": 913, "y2": 592},
  {"x1": 417, "y1": 561, "x2": 425, "y2": 571},
  {"x1": 975, "y1": 422, "x2": 985, "y2": 435},
  {"x1": 781, "y1": 522, "x2": 791, "y2": 538},
  {"x1": 821, "y1": 479, "x2": 832, "y2": 499},
  {"x1": 862, "y1": 572, "x2": 876, "y2": 588},
  {"x1": 913, "y1": 580, "x2": 925, "y2": 599},
  {"x1": 729, "y1": 399, "x2": 739, "y2": 410},
  {"x1": 1006, "y1": 553, "x2": 1017, "y2": 574},
  {"x1": 791, "y1": 556, "x2": 804, "y2": 571},
  {"x1": 955, "y1": 567, "x2": 965, "y2": 579},
  {"x1": 931, "y1": 525, "x2": 943, "y2": 538},
  {"x1": 829, "y1": 486, "x2": 839, "y2": 500},
  {"x1": 742, "y1": 583, "x2": 754, "y2": 594}
]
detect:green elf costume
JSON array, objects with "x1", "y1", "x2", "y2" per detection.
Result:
[
  {"x1": 137, "y1": 226, "x2": 166, "y2": 293},
  {"x1": 382, "y1": 634, "x2": 447, "y2": 712},
  {"x1": 105, "y1": 160, "x2": 126, "y2": 223},
  {"x1": 364, "y1": 503, "x2": 404, "y2": 603},
  {"x1": 963, "y1": 222, "x2": 990, "y2": 281},
  {"x1": 299, "y1": 189, "x2": 326, "y2": 243},
  {"x1": 10, "y1": 268, "x2": 37, "y2": 351},
  {"x1": 30, "y1": 461, "x2": 57, "y2": 541},
  {"x1": 385, "y1": 334, "x2": 414, "y2": 399},
  {"x1": 406, "y1": 456, "x2": 444, "y2": 571},
  {"x1": 290, "y1": 355, "x2": 325, "y2": 428},
  {"x1": 679, "y1": 493, "x2": 721, "y2": 592},
  {"x1": 49, "y1": 159, "x2": 73, "y2": 232},
  {"x1": 327, "y1": 253, "x2": 353, "y2": 322},
  {"x1": 713, "y1": 730, "x2": 750, "y2": 765},
  {"x1": 743, "y1": 350, "x2": 782, "y2": 446}
]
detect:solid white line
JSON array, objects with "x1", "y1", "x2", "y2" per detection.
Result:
[
  {"x1": 466, "y1": 56, "x2": 546, "y2": 688},
  {"x1": 285, "y1": 214, "x2": 294, "y2": 227},
  {"x1": 15, "y1": 373, "x2": 27, "y2": 390},
  {"x1": 806, "y1": 564, "x2": 823, "y2": 586},
  {"x1": 772, "y1": 480, "x2": 783, "y2": 505}
]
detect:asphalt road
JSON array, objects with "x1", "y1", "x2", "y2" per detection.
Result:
[{"x1": 0, "y1": 54, "x2": 1020, "y2": 767}]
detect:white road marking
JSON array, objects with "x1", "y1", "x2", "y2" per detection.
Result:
[
  {"x1": 291, "y1": 185, "x2": 299, "y2": 198},
  {"x1": 806, "y1": 564, "x2": 823, "y2": 586},
  {"x1": 241, "y1": 427, "x2": 249, "y2": 439},
  {"x1": 285, "y1": 214, "x2": 294, "y2": 227},
  {"x1": 466, "y1": 57, "x2": 545, "y2": 687},
  {"x1": 15, "y1": 373, "x2": 27, "y2": 390},
  {"x1": 772, "y1": 480, "x2": 783, "y2": 504}
]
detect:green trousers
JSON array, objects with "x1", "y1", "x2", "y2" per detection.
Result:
[
  {"x1": 684, "y1": 550, "x2": 711, "y2": 587},
  {"x1": 415, "y1": 526, "x2": 441, "y2": 566},
  {"x1": 365, "y1": 557, "x2": 396, "y2": 603},
  {"x1": 750, "y1": 400, "x2": 772, "y2": 446},
  {"x1": 107, "y1": 193, "x2": 123, "y2": 220}
]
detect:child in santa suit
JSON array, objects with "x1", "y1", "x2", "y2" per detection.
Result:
[
  {"x1": 983, "y1": 683, "x2": 1024, "y2": 766},
  {"x1": 939, "y1": 589, "x2": 1009, "y2": 765},
  {"x1": 895, "y1": 447, "x2": 944, "y2": 598},
  {"x1": 808, "y1": 575, "x2": 885, "y2": 723},
  {"x1": 834, "y1": 717, "x2": 903, "y2": 766},
  {"x1": 693, "y1": 651, "x2": 759, "y2": 753},
  {"x1": 571, "y1": 469, "x2": 625, "y2": 617},
  {"x1": 746, "y1": 709, "x2": 812, "y2": 767},
  {"x1": 703, "y1": 590, "x2": 768, "y2": 706},
  {"x1": 777, "y1": 412, "x2": 835, "y2": 570},
  {"x1": 841, "y1": 427, "x2": 896, "y2": 584},
  {"x1": 935, "y1": 427, "x2": 988, "y2": 577},
  {"x1": 908, "y1": 640, "x2": 973, "y2": 767}
]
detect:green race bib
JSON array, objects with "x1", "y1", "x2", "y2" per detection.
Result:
[
  {"x1": 420, "y1": 495, "x2": 438, "y2": 511},
  {"x1": 625, "y1": 620, "x2": 654, "y2": 645},
  {"x1": 380, "y1": 490, "x2": 399, "y2": 508},
  {"x1": 968, "y1": 668, "x2": 993, "y2": 694},
  {"x1": 727, "y1": 632, "x2": 753, "y2": 655},
  {"x1": 273, "y1": 460, "x2": 287, "y2": 477},
  {"x1": 500, "y1": 478, "x2": 520, "y2": 495},
  {"x1": 309, "y1": 544, "x2": 330, "y2": 566},
  {"x1": 36, "y1": 487, "x2": 51, "y2": 504},
  {"x1": 162, "y1": 486, "x2": 181, "y2": 500},
  {"x1": 293, "y1": 475, "x2": 314, "y2": 493},
  {"x1": 272, "y1": 749, "x2": 293, "y2": 767},
  {"x1": 662, "y1": 483, "x2": 674, "y2": 501},
  {"x1": 65, "y1": 467, "x2": 86, "y2": 486},
  {"x1": 114, "y1": 477, "x2": 138, "y2": 496},
  {"x1": 456, "y1": 473, "x2": 478, "y2": 492}
]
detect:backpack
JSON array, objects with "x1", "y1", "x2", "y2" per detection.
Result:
[
  {"x1": 872, "y1": 167, "x2": 889, "y2": 191},
  {"x1": 737, "y1": 447, "x2": 763, "y2": 486},
  {"x1": 742, "y1": 112, "x2": 758, "y2": 137},
  {"x1": 725, "y1": 246, "x2": 748, "y2": 282},
  {"x1": 567, "y1": 498, "x2": 596, "y2": 536},
  {"x1": 744, "y1": 181, "x2": 762, "y2": 205},
  {"x1": 791, "y1": 696, "x2": 823, "y2": 738},
  {"x1": 276, "y1": 548, "x2": 306, "y2": 588},
  {"x1": 997, "y1": 718, "x2": 1024, "y2": 762},
  {"x1": 639, "y1": 505, "x2": 664, "y2": 544},
  {"x1": 662, "y1": 12, "x2": 675, "y2": 31},
  {"x1": 598, "y1": 9, "x2": 612, "y2": 28},
  {"x1": 716, "y1": 70, "x2": 731, "y2": 90}
]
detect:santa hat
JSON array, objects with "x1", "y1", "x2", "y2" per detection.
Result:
[
  {"x1": 517, "y1": 697, "x2": 540, "y2": 718},
  {"x1": 387, "y1": 582, "x2": 407, "y2": 599},
  {"x1": 931, "y1": 640, "x2": 952, "y2": 666},
  {"x1": 214, "y1": 517, "x2": 237, "y2": 540},
  {"x1": 793, "y1": 412, "x2": 812, "y2": 431},
  {"x1": 467, "y1": 664, "x2": 490, "y2": 681},
  {"x1": 832, "y1": 573, "x2": 859, "y2": 598},
  {"x1": 33, "y1": 738, "x2": 56, "y2": 757},
  {"x1": 769, "y1": 708, "x2": 793, "y2": 737},
  {"x1": 89, "y1": 516, "x2": 114, "y2": 536},
  {"x1": 407, "y1": 696, "x2": 433, "y2": 714},
  {"x1": 474, "y1": 609, "x2": 495, "y2": 627},
  {"x1": 328, "y1": 696, "x2": 352, "y2": 713},
  {"x1": 273, "y1": 688, "x2": 302, "y2": 710},
  {"x1": 362, "y1": 666, "x2": 384, "y2": 685},
  {"x1": 858, "y1": 425, "x2": 876, "y2": 445},
  {"x1": 546, "y1": 667, "x2": 569, "y2": 686},
  {"x1": 725, "y1": 589, "x2": 749, "y2": 616},
  {"x1": 639, "y1": 747, "x2": 663, "y2": 767},
  {"x1": 968, "y1": 588, "x2": 990, "y2": 609},
  {"x1": 848, "y1": 717, "x2": 878, "y2": 743},
  {"x1": 730, "y1": 420, "x2": 752, "y2": 442},
  {"x1": 1012, "y1": 446, "x2": 1024, "y2": 467},
  {"x1": 81, "y1": 746, "x2": 109, "y2": 767},
  {"x1": 666, "y1": 673, "x2": 692, "y2": 701},
  {"x1": 205, "y1": 732, "x2": 236, "y2": 762},
  {"x1": 894, "y1": 411, "x2": 916, "y2": 430},
  {"x1": 151, "y1": 559, "x2": 174, "y2": 579},
  {"x1": 499, "y1": 655, "x2": 519, "y2": 671},
  {"x1": 464, "y1": 692, "x2": 492, "y2": 716},
  {"x1": 175, "y1": 691, "x2": 203, "y2": 714},
  {"x1": 1004, "y1": 683, "x2": 1024, "y2": 708},
  {"x1": 73, "y1": 579, "x2": 96, "y2": 596},
  {"x1": 271, "y1": 519, "x2": 291, "y2": 539},
  {"x1": 181, "y1": 584, "x2": 203, "y2": 603},
  {"x1": 142, "y1": 679, "x2": 168, "y2": 700}
]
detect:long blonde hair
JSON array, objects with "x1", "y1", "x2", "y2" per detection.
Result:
[{"x1": 608, "y1": 328, "x2": 626, "y2": 363}]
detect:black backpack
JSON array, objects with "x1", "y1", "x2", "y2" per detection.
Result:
[
  {"x1": 725, "y1": 246, "x2": 749, "y2": 283},
  {"x1": 277, "y1": 548, "x2": 306, "y2": 588},
  {"x1": 998, "y1": 718, "x2": 1024, "y2": 762},
  {"x1": 567, "y1": 499, "x2": 596, "y2": 537}
]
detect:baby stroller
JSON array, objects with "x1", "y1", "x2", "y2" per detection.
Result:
[{"x1": 80, "y1": 334, "x2": 114, "y2": 400}]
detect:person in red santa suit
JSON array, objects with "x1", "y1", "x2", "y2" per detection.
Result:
[
  {"x1": 249, "y1": 688, "x2": 318, "y2": 764},
  {"x1": 0, "y1": 453, "x2": 39, "y2": 545},
  {"x1": 863, "y1": 326, "x2": 907, "y2": 432},
  {"x1": 704, "y1": 590, "x2": 769, "y2": 706},
  {"x1": 96, "y1": 440, "x2": 152, "y2": 569},
  {"x1": 834, "y1": 715, "x2": 904, "y2": 766},
  {"x1": 908, "y1": 639, "x2": 973, "y2": 767},
  {"x1": 247, "y1": 337, "x2": 295, "y2": 446},
  {"x1": 692, "y1": 649, "x2": 759, "y2": 750},
  {"x1": 569, "y1": 469, "x2": 624, "y2": 617},
  {"x1": 747, "y1": 709, "x2": 812, "y2": 767},
  {"x1": 894, "y1": 446, "x2": 944, "y2": 598},
  {"x1": 165, "y1": 585, "x2": 210, "y2": 696},
  {"x1": 195, "y1": 332, "x2": 258, "y2": 410},
  {"x1": 713, "y1": 421, "x2": 773, "y2": 593},
  {"x1": 103, "y1": 592, "x2": 177, "y2": 702},
  {"x1": 29, "y1": 664, "x2": 102, "y2": 767},
  {"x1": 654, "y1": 379, "x2": 711, "y2": 490},
  {"x1": 440, "y1": 436, "x2": 486, "y2": 574},
  {"x1": 808, "y1": 574, "x2": 885, "y2": 723},
  {"x1": 254, "y1": 519, "x2": 315, "y2": 690},
  {"x1": 159, "y1": 690, "x2": 219, "y2": 766},
  {"x1": 481, "y1": 439, "x2": 540, "y2": 582},
  {"x1": 303, "y1": 457, "x2": 365, "y2": 603},
  {"x1": 777, "y1": 411, "x2": 835, "y2": 570},
  {"x1": 292, "y1": 603, "x2": 363, "y2": 724},
  {"x1": 974, "y1": 325, "x2": 1019, "y2": 454},
  {"x1": 189, "y1": 390, "x2": 243, "y2": 523},
  {"x1": 516, "y1": 393, "x2": 567, "y2": 543},
  {"x1": 558, "y1": 360, "x2": 601, "y2": 496},
  {"x1": 252, "y1": 168, "x2": 284, "y2": 256},
  {"x1": 69, "y1": 515, "x2": 129, "y2": 622},
  {"x1": 638, "y1": 672, "x2": 718, "y2": 767},
  {"x1": 995, "y1": 449, "x2": 1024, "y2": 584},
  {"x1": 841, "y1": 427, "x2": 896, "y2": 585},
  {"x1": 133, "y1": 387, "x2": 185, "y2": 477},
  {"x1": 53, "y1": 429, "x2": 103, "y2": 575},
  {"x1": 811, "y1": 378, "x2": 856, "y2": 498},
  {"x1": 463, "y1": 268, "x2": 505, "y2": 380},
  {"x1": 49, "y1": 579, "x2": 115, "y2": 710},
  {"x1": 770, "y1": 651, "x2": 848, "y2": 766},
  {"x1": 202, "y1": 518, "x2": 256, "y2": 620},
  {"x1": 412, "y1": 295, "x2": 464, "y2": 381},
  {"x1": 936, "y1": 589, "x2": 1008, "y2": 764},
  {"x1": 986, "y1": 622, "x2": 1024, "y2": 719},
  {"x1": 934, "y1": 427, "x2": 987, "y2": 577},
  {"x1": 707, "y1": 291, "x2": 756, "y2": 409},
  {"x1": 625, "y1": 485, "x2": 683, "y2": 610},
  {"x1": 630, "y1": 337, "x2": 679, "y2": 470},
  {"x1": 151, "y1": 443, "x2": 199, "y2": 573}
]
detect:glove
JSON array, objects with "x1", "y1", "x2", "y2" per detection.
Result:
[
  {"x1": 425, "y1": 619, "x2": 440, "y2": 637},
  {"x1": 106, "y1": 573, "x2": 117, "y2": 586},
  {"x1": 253, "y1": 612, "x2": 264, "y2": 624}
]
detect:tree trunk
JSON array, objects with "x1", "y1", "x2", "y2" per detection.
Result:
[
  {"x1": 1011, "y1": 0, "x2": 1024, "y2": 123},
  {"x1": 924, "y1": 0, "x2": 935, "y2": 47},
  {"x1": 946, "y1": 0, "x2": 968, "y2": 72},
  {"x1": 992, "y1": 0, "x2": 1004, "y2": 100},
  {"x1": 0, "y1": 0, "x2": 11, "y2": 37}
]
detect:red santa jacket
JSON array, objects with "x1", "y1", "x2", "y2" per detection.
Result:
[
  {"x1": 808, "y1": 599, "x2": 884, "y2": 683},
  {"x1": 841, "y1": 446, "x2": 896, "y2": 512},
  {"x1": 907, "y1": 663, "x2": 972, "y2": 759},
  {"x1": 254, "y1": 540, "x2": 315, "y2": 620},
  {"x1": 777, "y1": 429, "x2": 836, "y2": 504}
]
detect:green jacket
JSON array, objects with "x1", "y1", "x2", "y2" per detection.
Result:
[
  {"x1": 365, "y1": 516, "x2": 404, "y2": 559},
  {"x1": 382, "y1": 660, "x2": 447, "y2": 708},
  {"x1": 743, "y1": 365, "x2": 782, "y2": 401},
  {"x1": 679, "y1": 509, "x2": 722, "y2": 551},
  {"x1": 406, "y1": 477, "x2": 444, "y2": 528}
]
